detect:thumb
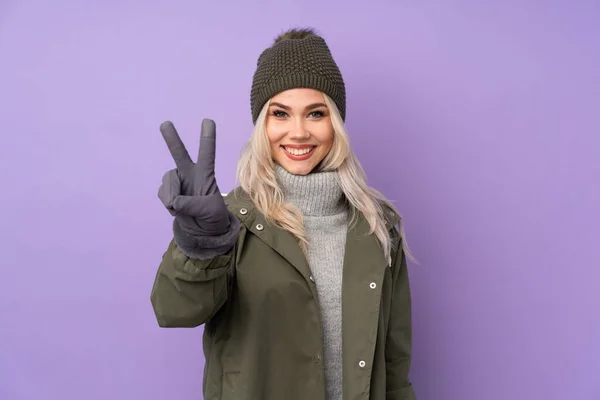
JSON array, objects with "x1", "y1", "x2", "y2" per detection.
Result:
[{"x1": 157, "y1": 169, "x2": 180, "y2": 216}]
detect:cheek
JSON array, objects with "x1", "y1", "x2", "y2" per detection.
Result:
[
  {"x1": 314, "y1": 125, "x2": 335, "y2": 148},
  {"x1": 266, "y1": 120, "x2": 286, "y2": 146}
]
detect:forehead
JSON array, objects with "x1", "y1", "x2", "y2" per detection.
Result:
[{"x1": 270, "y1": 88, "x2": 325, "y2": 105}]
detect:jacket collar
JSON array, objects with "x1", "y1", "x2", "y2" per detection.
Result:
[{"x1": 225, "y1": 187, "x2": 397, "y2": 279}]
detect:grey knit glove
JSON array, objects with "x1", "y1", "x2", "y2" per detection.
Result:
[{"x1": 158, "y1": 119, "x2": 239, "y2": 258}]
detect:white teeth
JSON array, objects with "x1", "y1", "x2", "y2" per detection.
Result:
[{"x1": 284, "y1": 146, "x2": 313, "y2": 156}]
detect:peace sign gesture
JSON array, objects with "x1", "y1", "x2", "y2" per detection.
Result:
[{"x1": 158, "y1": 119, "x2": 231, "y2": 236}]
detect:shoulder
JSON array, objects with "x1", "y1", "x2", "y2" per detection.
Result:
[
  {"x1": 378, "y1": 200, "x2": 401, "y2": 231},
  {"x1": 223, "y1": 187, "x2": 255, "y2": 216},
  {"x1": 378, "y1": 199, "x2": 403, "y2": 258}
]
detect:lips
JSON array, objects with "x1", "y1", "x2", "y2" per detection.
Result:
[
  {"x1": 282, "y1": 146, "x2": 315, "y2": 156},
  {"x1": 281, "y1": 145, "x2": 316, "y2": 161}
]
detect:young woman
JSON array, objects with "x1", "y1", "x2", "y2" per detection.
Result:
[{"x1": 151, "y1": 28, "x2": 416, "y2": 400}]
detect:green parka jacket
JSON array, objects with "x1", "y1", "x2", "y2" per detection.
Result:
[{"x1": 150, "y1": 188, "x2": 416, "y2": 400}]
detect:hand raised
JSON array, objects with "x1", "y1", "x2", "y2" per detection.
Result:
[{"x1": 158, "y1": 119, "x2": 231, "y2": 236}]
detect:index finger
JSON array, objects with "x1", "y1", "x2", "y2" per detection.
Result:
[
  {"x1": 197, "y1": 118, "x2": 216, "y2": 173},
  {"x1": 160, "y1": 121, "x2": 193, "y2": 170}
]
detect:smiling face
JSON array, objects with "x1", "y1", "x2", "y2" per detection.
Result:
[{"x1": 265, "y1": 88, "x2": 335, "y2": 175}]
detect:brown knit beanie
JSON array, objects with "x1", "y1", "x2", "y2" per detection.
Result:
[{"x1": 250, "y1": 28, "x2": 346, "y2": 124}]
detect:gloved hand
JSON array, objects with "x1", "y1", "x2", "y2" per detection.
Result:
[{"x1": 158, "y1": 119, "x2": 239, "y2": 257}]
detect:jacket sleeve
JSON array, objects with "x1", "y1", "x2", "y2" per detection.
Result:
[
  {"x1": 150, "y1": 235, "x2": 237, "y2": 328},
  {"x1": 385, "y1": 238, "x2": 416, "y2": 400}
]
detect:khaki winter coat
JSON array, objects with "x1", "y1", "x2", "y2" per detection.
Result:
[{"x1": 150, "y1": 188, "x2": 416, "y2": 400}]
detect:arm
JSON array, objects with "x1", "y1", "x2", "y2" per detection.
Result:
[
  {"x1": 385, "y1": 238, "x2": 416, "y2": 400},
  {"x1": 150, "y1": 224, "x2": 239, "y2": 328},
  {"x1": 151, "y1": 118, "x2": 239, "y2": 328}
]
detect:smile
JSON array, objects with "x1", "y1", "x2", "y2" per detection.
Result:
[
  {"x1": 281, "y1": 145, "x2": 316, "y2": 161},
  {"x1": 282, "y1": 146, "x2": 315, "y2": 156}
]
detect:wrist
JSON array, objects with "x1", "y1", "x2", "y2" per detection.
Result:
[{"x1": 172, "y1": 212, "x2": 240, "y2": 259}]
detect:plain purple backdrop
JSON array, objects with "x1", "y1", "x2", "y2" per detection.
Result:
[{"x1": 1, "y1": 1, "x2": 599, "y2": 399}]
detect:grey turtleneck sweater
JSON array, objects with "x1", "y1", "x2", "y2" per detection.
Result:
[{"x1": 275, "y1": 165, "x2": 348, "y2": 400}]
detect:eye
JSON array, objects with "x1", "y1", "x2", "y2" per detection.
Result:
[
  {"x1": 272, "y1": 110, "x2": 288, "y2": 118},
  {"x1": 308, "y1": 110, "x2": 325, "y2": 118}
]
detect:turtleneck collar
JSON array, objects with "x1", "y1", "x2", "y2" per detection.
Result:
[{"x1": 275, "y1": 164, "x2": 346, "y2": 217}]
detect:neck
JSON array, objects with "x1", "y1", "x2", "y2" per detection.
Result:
[{"x1": 275, "y1": 164, "x2": 346, "y2": 216}]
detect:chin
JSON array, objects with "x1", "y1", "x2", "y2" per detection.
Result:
[{"x1": 279, "y1": 161, "x2": 314, "y2": 176}]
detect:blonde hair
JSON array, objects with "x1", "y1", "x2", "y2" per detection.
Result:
[{"x1": 236, "y1": 94, "x2": 414, "y2": 265}]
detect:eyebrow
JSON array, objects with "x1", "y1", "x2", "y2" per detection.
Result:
[{"x1": 270, "y1": 102, "x2": 327, "y2": 111}]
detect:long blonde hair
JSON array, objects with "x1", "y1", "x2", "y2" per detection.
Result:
[{"x1": 236, "y1": 94, "x2": 414, "y2": 265}]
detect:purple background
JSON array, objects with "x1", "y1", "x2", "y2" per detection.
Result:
[{"x1": 1, "y1": 1, "x2": 599, "y2": 399}]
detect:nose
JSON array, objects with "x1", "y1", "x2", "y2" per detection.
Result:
[{"x1": 288, "y1": 118, "x2": 310, "y2": 141}]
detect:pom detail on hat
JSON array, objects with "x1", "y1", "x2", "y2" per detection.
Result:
[{"x1": 274, "y1": 27, "x2": 318, "y2": 44}]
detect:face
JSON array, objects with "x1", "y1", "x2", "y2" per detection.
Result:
[{"x1": 266, "y1": 88, "x2": 335, "y2": 175}]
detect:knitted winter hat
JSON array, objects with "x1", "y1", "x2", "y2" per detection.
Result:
[{"x1": 250, "y1": 28, "x2": 346, "y2": 124}]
